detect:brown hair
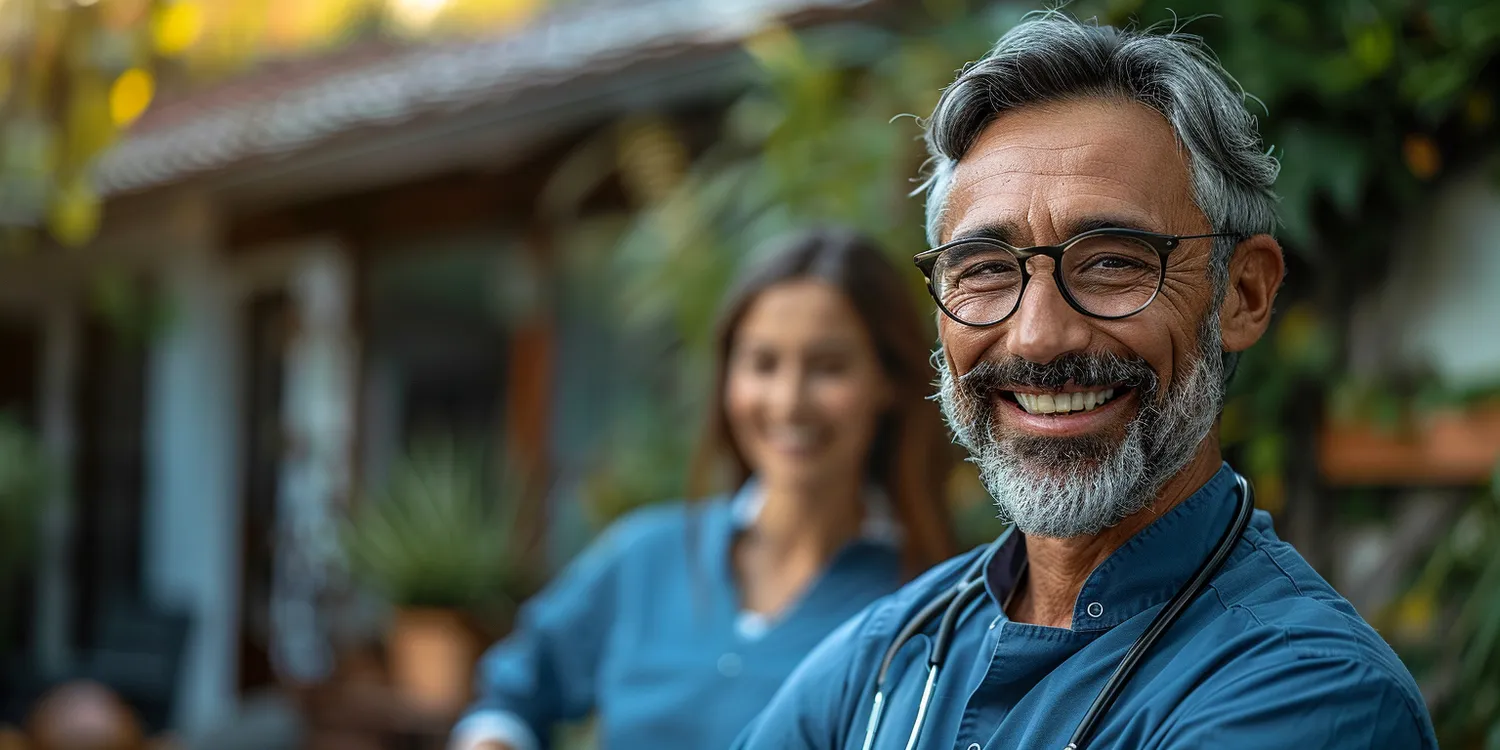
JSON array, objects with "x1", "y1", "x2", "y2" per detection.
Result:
[{"x1": 687, "y1": 226, "x2": 959, "y2": 577}]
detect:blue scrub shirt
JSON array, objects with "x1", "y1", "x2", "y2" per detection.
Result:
[
  {"x1": 454, "y1": 484, "x2": 903, "y2": 750},
  {"x1": 734, "y1": 464, "x2": 1438, "y2": 750}
]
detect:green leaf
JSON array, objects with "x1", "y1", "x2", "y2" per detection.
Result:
[
  {"x1": 1348, "y1": 21, "x2": 1395, "y2": 76},
  {"x1": 341, "y1": 435, "x2": 523, "y2": 610}
]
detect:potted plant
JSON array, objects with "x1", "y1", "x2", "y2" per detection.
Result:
[
  {"x1": 341, "y1": 437, "x2": 523, "y2": 714},
  {"x1": 0, "y1": 416, "x2": 48, "y2": 657}
]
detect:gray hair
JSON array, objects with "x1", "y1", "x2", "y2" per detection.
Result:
[{"x1": 920, "y1": 11, "x2": 1280, "y2": 306}]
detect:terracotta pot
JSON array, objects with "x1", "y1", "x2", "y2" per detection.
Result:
[
  {"x1": 388, "y1": 608, "x2": 480, "y2": 714},
  {"x1": 27, "y1": 680, "x2": 144, "y2": 750}
]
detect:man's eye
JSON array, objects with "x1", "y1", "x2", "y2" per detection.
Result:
[
  {"x1": 1092, "y1": 255, "x2": 1148, "y2": 270},
  {"x1": 962, "y1": 261, "x2": 1019, "y2": 278}
]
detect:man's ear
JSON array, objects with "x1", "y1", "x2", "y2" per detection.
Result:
[{"x1": 1219, "y1": 234, "x2": 1285, "y2": 354}]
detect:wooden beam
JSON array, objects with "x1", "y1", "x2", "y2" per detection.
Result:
[
  {"x1": 502, "y1": 225, "x2": 556, "y2": 569},
  {"x1": 1319, "y1": 406, "x2": 1500, "y2": 486}
]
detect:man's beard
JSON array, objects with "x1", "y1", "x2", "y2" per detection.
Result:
[{"x1": 936, "y1": 314, "x2": 1225, "y2": 539}]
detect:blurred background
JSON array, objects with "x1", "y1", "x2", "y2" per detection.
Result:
[{"x1": 0, "y1": 0, "x2": 1497, "y2": 748}]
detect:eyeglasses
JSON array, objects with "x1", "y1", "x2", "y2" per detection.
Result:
[{"x1": 912, "y1": 228, "x2": 1239, "y2": 327}]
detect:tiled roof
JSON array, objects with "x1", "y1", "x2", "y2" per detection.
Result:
[{"x1": 95, "y1": 0, "x2": 870, "y2": 196}]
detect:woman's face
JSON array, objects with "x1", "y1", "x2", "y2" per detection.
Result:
[{"x1": 726, "y1": 279, "x2": 894, "y2": 493}]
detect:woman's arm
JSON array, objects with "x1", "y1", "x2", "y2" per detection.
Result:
[{"x1": 450, "y1": 512, "x2": 657, "y2": 750}]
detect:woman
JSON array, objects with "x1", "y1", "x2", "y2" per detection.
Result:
[{"x1": 452, "y1": 227, "x2": 957, "y2": 750}]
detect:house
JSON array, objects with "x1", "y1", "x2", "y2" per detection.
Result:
[{"x1": 0, "y1": 0, "x2": 875, "y2": 739}]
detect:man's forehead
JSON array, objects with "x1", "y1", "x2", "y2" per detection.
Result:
[{"x1": 940, "y1": 98, "x2": 1197, "y2": 244}]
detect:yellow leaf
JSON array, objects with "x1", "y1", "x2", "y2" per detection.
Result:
[
  {"x1": 743, "y1": 21, "x2": 802, "y2": 71},
  {"x1": 0, "y1": 61, "x2": 11, "y2": 107},
  {"x1": 387, "y1": 0, "x2": 449, "y2": 34},
  {"x1": 1219, "y1": 399, "x2": 1247, "y2": 444},
  {"x1": 1273, "y1": 303, "x2": 1320, "y2": 359},
  {"x1": 153, "y1": 2, "x2": 205, "y2": 57},
  {"x1": 102, "y1": 0, "x2": 154, "y2": 30},
  {"x1": 49, "y1": 182, "x2": 102, "y2": 248},
  {"x1": 109, "y1": 68, "x2": 154, "y2": 128},
  {"x1": 1465, "y1": 91, "x2": 1494, "y2": 129},
  {"x1": 266, "y1": 0, "x2": 361, "y2": 49},
  {"x1": 616, "y1": 118, "x2": 687, "y2": 204},
  {"x1": 1251, "y1": 472, "x2": 1285, "y2": 515},
  {"x1": 1402, "y1": 134, "x2": 1440, "y2": 180},
  {"x1": 1392, "y1": 590, "x2": 1436, "y2": 641},
  {"x1": 195, "y1": 0, "x2": 270, "y2": 69},
  {"x1": 67, "y1": 72, "x2": 116, "y2": 166}
]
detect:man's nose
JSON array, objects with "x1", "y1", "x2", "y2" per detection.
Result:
[{"x1": 1004, "y1": 259, "x2": 1092, "y2": 364}]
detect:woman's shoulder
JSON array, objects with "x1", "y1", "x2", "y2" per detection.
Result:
[{"x1": 592, "y1": 496, "x2": 734, "y2": 556}]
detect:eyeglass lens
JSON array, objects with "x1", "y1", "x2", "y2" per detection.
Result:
[{"x1": 931, "y1": 235, "x2": 1163, "y2": 324}]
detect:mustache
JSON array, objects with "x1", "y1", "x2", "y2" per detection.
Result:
[{"x1": 954, "y1": 351, "x2": 1159, "y2": 399}]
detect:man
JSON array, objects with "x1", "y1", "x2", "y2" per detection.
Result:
[{"x1": 733, "y1": 12, "x2": 1437, "y2": 750}]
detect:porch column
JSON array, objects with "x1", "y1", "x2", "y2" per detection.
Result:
[
  {"x1": 142, "y1": 197, "x2": 243, "y2": 734},
  {"x1": 269, "y1": 243, "x2": 357, "y2": 684}
]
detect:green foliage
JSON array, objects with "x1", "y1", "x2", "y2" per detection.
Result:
[
  {"x1": 0, "y1": 0, "x2": 159, "y2": 247},
  {"x1": 1391, "y1": 477, "x2": 1500, "y2": 747},
  {"x1": 1073, "y1": 0, "x2": 1500, "y2": 518},
  {"x1": 0, "y1": 415, "x2": 48, "y2": 655},
  {"x1": 582, "y1": 401, "x2": 696, "y2": 529},
  {"x1": 0, "y1": 415, "x2": 47, "y2": 582},
  {"x1": 340, "y1": 438, "x2": 523, "y2": 613},
  {"x1": 586, "y1": 0, "x2": 1500, "y2": 525},
  {"x1": 591, "y1": 5, "x2": 1500, "y2": 742}
]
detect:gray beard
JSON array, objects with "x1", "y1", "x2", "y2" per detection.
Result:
[{"x1": 936, "y1": 315, "x2": 1225, "y2": 539}]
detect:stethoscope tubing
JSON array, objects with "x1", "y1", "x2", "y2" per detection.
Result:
[
  {"x1": 862, "y1": 474, "x2": 1256, "y2": 750},
  {"x1": 1063, "y1": 473, "x2": 1255, "y2": 749}
]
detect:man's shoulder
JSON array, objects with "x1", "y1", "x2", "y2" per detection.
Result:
[
  {"x1": 1196, "y1": 521, "x2": 1425, "y2": 707},
  {"x1": 1155, "y1": 526, "x2": 1438, "y2": 746}
]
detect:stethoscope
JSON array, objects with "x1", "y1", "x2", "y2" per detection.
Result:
[{"x1": 861, "y1": 473, "x2": 1255, "y2": 750}]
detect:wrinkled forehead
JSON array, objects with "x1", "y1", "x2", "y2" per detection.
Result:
[{"x1": 940, "y1": 98, "x2": 1203, "y2": 245}]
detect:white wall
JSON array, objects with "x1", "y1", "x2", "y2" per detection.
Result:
[{"x1": 1351, "y1": 165, "x2": 1500, "y2": 387}]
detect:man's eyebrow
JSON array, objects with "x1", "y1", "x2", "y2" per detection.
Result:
[
  {"x1": 1059, "y1": 216, "x2": 1156, "y2": 238},
  {"x1": 949, "y1": 222, "x2": 1025, "y2": 245},
  {"x1": 946, "y1": 215, "x2": 1163, "y2": 248},
  {"x1": 948, "y1": 216, "x2": 1158, "y2": 247}
]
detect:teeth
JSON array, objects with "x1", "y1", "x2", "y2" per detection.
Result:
[{"x1": 1013, "y1": 388, "x2": 1119, "y2": 415}]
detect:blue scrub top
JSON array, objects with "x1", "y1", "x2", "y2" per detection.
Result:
[
  {"x1": 734, "y1": 464, "x2": 1438, "y2": 750},
  {"x1": 456, "y1": 484, "x2": 903, "y2": 750}
]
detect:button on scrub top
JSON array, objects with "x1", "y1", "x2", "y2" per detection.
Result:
[
  {"x1": 454, "y1": 482, "x2": 904, "y2": 750},
  {"x1": 733, "y1": 464, "x2": 1437, "y2": 750}
]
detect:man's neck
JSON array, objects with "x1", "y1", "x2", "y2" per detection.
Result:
[{"x1": 1007, "y1": 444, "x2": 1224, "y2": 629}]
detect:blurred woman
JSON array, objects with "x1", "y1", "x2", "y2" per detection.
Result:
[{"x1": 451, "y1": 227, "x2": 957, "y2": 750}]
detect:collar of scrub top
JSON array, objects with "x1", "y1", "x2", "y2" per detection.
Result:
[
  {"x1": 982, "y1": 463, "x2": 1245, "y2": 631},
  {"x1": 728, "y1": 477, "x2": 902, "y2": 640},
  {"x1": 727, "y1": 477, "x2": 904, "y2": 546}
]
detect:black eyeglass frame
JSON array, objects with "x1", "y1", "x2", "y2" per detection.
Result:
[{"x1": 912, "y1": 228, "x2": 1241, "y2": 327}]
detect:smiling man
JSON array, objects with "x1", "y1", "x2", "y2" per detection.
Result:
[{"x1": 732, "y1": 12, "x2": 1437, "y2": 750}]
